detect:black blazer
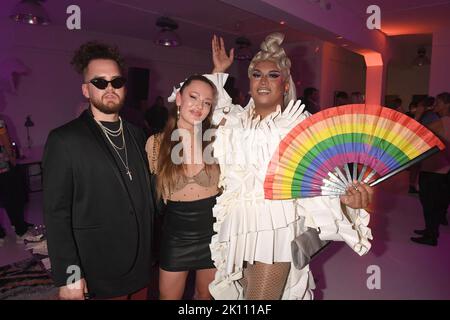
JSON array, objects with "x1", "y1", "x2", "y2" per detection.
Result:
[{"x1": 43, "y1": 110, "x2": 155, "y2": 298}]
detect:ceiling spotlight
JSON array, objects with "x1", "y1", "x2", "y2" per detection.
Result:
[
  {"x1": 9, "y1": 0, "x2": 50, "y2": 26},
  {"x1": 154, "y1": 17, "x2": 181, "y2": 47}
]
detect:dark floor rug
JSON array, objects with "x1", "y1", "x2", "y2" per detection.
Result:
[{"x1": 0, "y1": 257, "x2": 58, "y2": 300}]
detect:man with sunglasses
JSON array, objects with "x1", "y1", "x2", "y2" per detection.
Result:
[{"x1": 43, "y1": 41, "x2": 155, "y2": 300}]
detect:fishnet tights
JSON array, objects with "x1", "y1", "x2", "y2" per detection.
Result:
[{"x1": 241, "y1": 261, "x2": 291, "y2": 300}]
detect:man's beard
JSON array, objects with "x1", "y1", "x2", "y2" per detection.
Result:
[{"x1": 90, "y1": 93, "x2": 124, "y2": 114}]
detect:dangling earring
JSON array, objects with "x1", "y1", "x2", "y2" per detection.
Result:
[{"x1": 177, "y1": 105, "x2": 180, "y2": 119}]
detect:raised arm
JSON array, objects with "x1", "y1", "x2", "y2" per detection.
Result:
[
  {"x1": 206, "y1": 35, "x2": 243, "y2": 125},
  {"x1": 211, "y1": 35, "x2": 234, "y2": 73}
]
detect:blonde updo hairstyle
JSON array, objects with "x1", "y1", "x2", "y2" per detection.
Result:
[{"x1": 248, "y1": 32, "x2": 296, "y2": 107}]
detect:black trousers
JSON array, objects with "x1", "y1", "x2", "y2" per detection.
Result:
[
  {"x1": 0, "y1": 166, "x2": 28, "y2": 237},
  {"x1": 418, "y1": 171, "x2": 450, "y2": 238}
]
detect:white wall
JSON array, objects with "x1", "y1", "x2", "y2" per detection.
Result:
[
  {"x1": 0, "y1": 18, "x2": 220, "y2": 150},
  {"x1": 286, "y1": 40, "x2": 322, "y2": 99},
  {"x1": 1, "y1": 17, "x2": 372, "y2": 151},
  {"x1": 386, "y1": 64, "x2": 430, "y2": 111},
  {"x1": 429, "y1": 29, "x2": 450, "y2": 96},
  {"x1": 320, "y1": 42, "x2": 366, "y2": 108},
  {"x1": 385, "y1": 41, "x2": 431, "y2": 111}
]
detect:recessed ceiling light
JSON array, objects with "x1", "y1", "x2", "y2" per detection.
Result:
[{"x1": 279, "y1": 21, "x2": 286, "y2": 25}]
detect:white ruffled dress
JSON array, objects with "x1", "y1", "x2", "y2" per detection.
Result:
[{"x1": 204, "y1": 73, "x2": 373, "y2": 300}]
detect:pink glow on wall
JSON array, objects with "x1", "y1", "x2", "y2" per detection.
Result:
[
  {"x1": 319, "y1": 42, "x2": 366, "y2": 108},
  {"x1": 0, "y1": 22, "x2": 216, "y2": 148},
  {"x1": 363, "y1": 52, "x2": 385, "y2": 105},
  {"x1": 429, "y1": 29, "x2": 450, "y2": 96},
  {"x1": 365, "y1": 65, "x2": 386, "y2": 105},
  {"x1": 363, "y1": 52, "x2": 383, "y2": 67}
]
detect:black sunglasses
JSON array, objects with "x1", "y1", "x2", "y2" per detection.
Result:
[{"x1": 88, "y1": 77, "x2": 127, "y2": 90}]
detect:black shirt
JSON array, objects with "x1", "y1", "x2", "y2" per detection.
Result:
[{"x1": 99, "y1": 120, "x2": 147, "y2": 223}]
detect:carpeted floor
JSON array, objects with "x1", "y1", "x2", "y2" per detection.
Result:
[{"x1": 0, "y1": 256, "x2": 58, "y2": 300}]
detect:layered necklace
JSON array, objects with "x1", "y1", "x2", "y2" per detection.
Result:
[{"x1": 96, "y1": 117, "x2": 132, "y2": 181}]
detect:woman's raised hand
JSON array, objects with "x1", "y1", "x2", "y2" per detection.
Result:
[{"x1": 212, "y1": 35, "x2": 234, "y2": 73}]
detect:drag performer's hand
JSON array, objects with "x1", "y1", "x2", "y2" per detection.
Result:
[
  {"x1": 59, "y1": 278, "x2": 88, "y2": 300},
  {"x1": 212, "y1": 34, "x2": 234, "y2": 73},
  {"x1": 340, "y1": 181, "x2": 374, "y2": 211}
]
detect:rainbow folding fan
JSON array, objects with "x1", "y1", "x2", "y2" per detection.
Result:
[{"x1": 264, "y1": 104, "x2": 445, "y2": 199}]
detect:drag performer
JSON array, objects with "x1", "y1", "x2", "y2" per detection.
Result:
[{"x1": 202, "y1": 33, "x2": 374, "y2": 300}]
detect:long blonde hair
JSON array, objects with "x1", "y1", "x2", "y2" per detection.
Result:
[
  {"x1": 248, "y1": 33, "x2": 296, "y2": 106},
  {"x1": 156, "y1": 75, "x2": 218, "y2": 199}
]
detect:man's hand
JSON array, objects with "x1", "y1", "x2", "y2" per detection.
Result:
[
  {"x1": 340, "y1": 181, "x2": 374, "y2": 211},
  {"x1": 59, "y1": 278, "x2": 88, "y2": 300},
  {"x1": 211, "y1": 35, "x2": 234, "y2": 73}
]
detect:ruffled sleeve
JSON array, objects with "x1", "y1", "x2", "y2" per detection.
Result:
[
  {"x1": 203, "y1": 73, "x2": 244, "y2": 126},
  {"x1": 296, "y1": 196, "x2": 373, "y2": 256}
]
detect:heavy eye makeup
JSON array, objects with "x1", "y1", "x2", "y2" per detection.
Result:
[{"x1": 251, "y1": 70, "x2": 282, "y2": 79}]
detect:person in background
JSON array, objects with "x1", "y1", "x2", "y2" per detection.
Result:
[
  {"x1": 407, "y1": 96, "x2": 440, "y2": 194},
  {"x1": 335, "y1": 91, "x2": 349, "y2": 106},
  {"x1": 302, "y1": 87, "x2": 320, "y2": 114},
  {"x1": 405, "y1": 100, "x2": 420, "y2": 193},
  {"x1": 416, "y1": 96, "x2": 439, "y2": 125},
  {"x1": 0, "y1": 119, "x2": 41, "y2": 247},
  {"x1": 411, "y1": 92, "x2": 450, "y2": 246},
  {"x1": 145, "y1": 96, "x2": 169, "y2": 137},
  {"x1": 351, "y1": 91, "x2": 365, "y2": 104},
  {"x1": 388, "y1": 98, "x2": 403, "y2": 112},
  {"x1": 405, "y1": 101, "x2": 417, "y2": 118}
]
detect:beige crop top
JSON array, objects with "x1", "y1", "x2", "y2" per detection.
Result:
[{"x1": 147, "y1": 133, "x2": 220, "y2": 197}]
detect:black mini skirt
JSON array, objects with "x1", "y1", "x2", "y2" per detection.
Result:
[{"x1": 159, "y1": 194, "x2": 217, "y2": 272}]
